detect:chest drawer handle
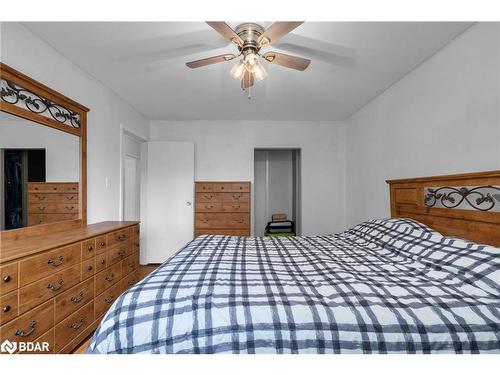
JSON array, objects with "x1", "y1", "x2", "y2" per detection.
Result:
[
  {"x1": 100, "y1": 259, "x2": 106, "y2": 265},
  {"x1": 201, "y1": 219, "x2": 208, "y2": 223},
  {"x1": 15, "y1": 320, "x2": 36, "y2": 337},
  {"x1": 3, "y1": 275, "x2": 11, "y2": 283},
  {"x1": 68, "y1": 317, "x2": 85, "y2": 330},
  {"x1": 127, "y1": 280, "x2": 136, "y2": 286},
  {"x1": 38, "y1": 206, "x2": 46, "y2": 211},
  {"x1": 104, "y1": 295, "x2": 114, "y2": 304},
  {"x1": 205, "y1": 205, "x2": 213, "y2": 209},
  {"x1": 87, "y1": 245, "x2": 94, "y2": 251},
  {"x1": 203, "y1": 195, "x2": 213, "y2": 200},
  {"x1": 37, "y1": 196, "x2": 46, "y2": 201},
  {"x1": 128, "y1": 261, "x2": 135, "y2": 268},
  {"x1": 48, "y1": 256, "x2": 64, "y2": 267},
  {"x1": 47, "y1": 278, "x2": 64, "y2": 291},
  {"x1": 100, "y1": 241, "x2": 106, "y2": 247},
  {"x1": 118, "y1": 250, "x2": 126, "y2": 257},
  {"x1": 3, "y1": 305, "x2": 11, "y2": 313},
  {"x1": 87, "y1": 265, "x2": 93, "y2": 271},
  {"x1": 105, "y1": 273, "x2": 115, "y2": 282},
  {"x1": 232, "y1": 195, "x2": 240, "y2": 200},
  {"x1": 65, "y1": 206, "x2": 75, "y2": 211},
  {"x1": 70, "y1": 291, "x2": 84, "y2": 303},
  {"x1": 66, "y1": 196, "x2": 74, "y2": 200},
  {"x1": 233, "y1": 205, "x2": 240, "y2": 209},
  {"x1": 117, "y1": 234, "x2": 127, "y2": 241}
]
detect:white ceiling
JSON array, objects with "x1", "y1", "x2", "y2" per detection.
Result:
[{"x1": 23, "y1": 22, "x2": 472, "y2": 121}]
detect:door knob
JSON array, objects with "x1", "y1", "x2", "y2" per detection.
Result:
[{"x1": 186, "y1": 201, "x2": 192, "y2": 206}]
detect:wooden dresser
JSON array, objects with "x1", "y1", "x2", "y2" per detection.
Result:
[
  {"x1": 195, "y1": 181, "x2": 251, "y2": 236},
  {"x1": 0, "y1": 221, "x2": 140, "y2": 354},
  {"x1": 27, "y1": 182, "x2": 80, "y2": 226}
]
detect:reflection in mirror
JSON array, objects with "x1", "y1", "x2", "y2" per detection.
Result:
[{"x1": 0, "y1": 112, "x2": 80, "y2": 230}]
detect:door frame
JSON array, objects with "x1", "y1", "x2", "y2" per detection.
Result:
[{"x1": 119, "y1": 124, "x2": 147, "y2": 221}]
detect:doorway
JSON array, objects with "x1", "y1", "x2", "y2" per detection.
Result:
[{"x1": 254, "y1": 149, "x2": 301, "y2": 236}]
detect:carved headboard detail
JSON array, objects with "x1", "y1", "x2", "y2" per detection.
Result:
[{"x1": 386, "y1": 170, "x2": 500, "y2": 247}]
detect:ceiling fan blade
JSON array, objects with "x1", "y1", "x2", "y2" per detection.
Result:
[
  {"x1": 263, "y1": 52, "x2": 310, "y2": 71},
  {"x1": 206, "y1": 22, "x2": 244, "y2": 46},
  {"x1": 258, "y1": 22, "x2": 303, "y2": 47},
  {"x1": 186, "y1": 54, "x2": 236, "y2": 68},
  {"x1": 241, "y1": 71, "x2": 254, "y2": 89}
]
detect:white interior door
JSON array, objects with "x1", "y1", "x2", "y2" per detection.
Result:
[
  {"x1": 142, "y1": 141, "x2": 194, "y2": 263},
  {"x1": 123, "y1": 155, "x2": 139, "y2": 220}
]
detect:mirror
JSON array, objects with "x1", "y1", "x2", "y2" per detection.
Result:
[{"x1": 0, "y1": 112, "x2": 80, "y2": 230}]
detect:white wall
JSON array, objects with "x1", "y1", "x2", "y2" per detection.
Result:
[
  {"x1": 0, "y1": 22, "x2": 150, "y2": 223},
  {"x1": 151, "y1": 121, "x2": 346, "y2": 236},
  {"x1": 0, "y1": 120, "x2": 79, "y2": 182},
  {"x1": 345, "y1": 22, "x2": 500, "y2": 227}
]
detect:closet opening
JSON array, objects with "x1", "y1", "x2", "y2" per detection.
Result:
[{"x1": 254, "y1": 148, "x2": 301, "y2": 237}]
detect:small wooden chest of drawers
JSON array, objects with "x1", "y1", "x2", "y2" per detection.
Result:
[
  {"x1": 194, "y1": 182, "x2": 251, "y2": 237},
  {"x1": 27, "y1": 182, "x2": 80, "y2": 226},
  {"x1": 0, "y1": 221, "x2": 141, "y2": 354}
]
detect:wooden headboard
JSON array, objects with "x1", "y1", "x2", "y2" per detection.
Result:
[{"x1": 386, "y1": 170, "x2": 500, "y2": 247}]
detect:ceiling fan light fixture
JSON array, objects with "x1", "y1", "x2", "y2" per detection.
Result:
[
  {"x1": 244, "y1": 53, "x2": 259, "y2": 73},
  {"x1": 252, "y1": 63, "x2": 267, "y2": 82},
  {"x1": 230, "y1": 61, "x2": 246, "y2": 80}
]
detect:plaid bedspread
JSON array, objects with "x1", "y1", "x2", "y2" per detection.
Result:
[{"x1": 87, "y1": 219, "x2": 500, "y2": 354}]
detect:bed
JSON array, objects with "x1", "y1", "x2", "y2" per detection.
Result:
[{"x1": 87, "y1": 171, "x2": 500, "y2": 354}]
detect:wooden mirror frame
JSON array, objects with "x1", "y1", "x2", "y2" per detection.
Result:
[{"x1": 0, "y1": 63, "x2": 89, "y2": 239}]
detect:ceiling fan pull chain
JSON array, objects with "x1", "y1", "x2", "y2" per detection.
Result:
[{"x1": 248, "y1": 85, "x2": 251, "y2": 100}]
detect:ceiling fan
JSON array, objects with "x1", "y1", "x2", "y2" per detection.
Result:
[{"x1": 186, "y1": 22, "x2": 310, "y2": 89}]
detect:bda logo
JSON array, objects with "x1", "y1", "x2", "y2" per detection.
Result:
[{"x1": 1, "y1": 339, "x2": 17, "y2": 354}]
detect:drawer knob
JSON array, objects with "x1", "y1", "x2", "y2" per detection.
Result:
[
  {"x1": 70, "y1": 291, "x2": 84, "y2": 303},
  {"x1": 48, "y1": 256, "x2": 64, "y2": 267},
  {"x1": 15, "y1": 320, "x2": 36, "y2": 337},
  {"x1": 118, "y1": 250, "x2": 126, "y2": 257},
  {"x1": 3, "y1": 275, "x2": 11, "y2": 283},
  {"x1": 100, "y1": 241, "x2": 106, "y2": 247},
  {"x1": 87, "y1": 245, "x2": 93, "y2": 251},
  {"x1": 128, "y1": 261, "x2": 135, "y2": 268},
  {"x1": 104, "y1": 295, "x2": 114, "y2": 304},
  {"x1": 68, "y1": 317, "x2": 85, "y2": 330},
  {"x1": 105, "y1": 273, "x2": 115, "y2": 282},
  {"x1": 100, "y1": 259, "x2": 106, "y2": 265},
  {"x1": 47, "y1": 278, "x2": 64, "y2": 291},
  {"x1": 128, "y1": 280, "x2": 135, "y2": 286},
  {"x1": 87, "y1": 265, "x2": 93, "y2": 271},
  {"x1": 3, "y1": 305, "x2": 11, "y2": 313}
]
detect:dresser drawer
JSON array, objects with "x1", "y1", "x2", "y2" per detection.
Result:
[
  {"x1": 0, "y1": 299, "x2": 54, "y2": 345},
  {"x1": 196, "y1": 201, "x2": 222, "y2": 212},
  {"x1": 95, "y1": 235, "x2": 107, "y2": 255},
  {"x1": 55, "y1": 300, "x2": 94, "y2": 352},
  {"x1": 0, "y1": 290, "x2": 18, "y2": 325},
  {"x1": 19, "y1": 264, "x2": 81, "y2": 314},
  {"x1": 195, "y1": 213, "x2": 249, "y2": 229},
  {"x1": 121, "y1": 252, "x2": 138, "y2": 277},
  {"x1": 27, "y1": 183, "x2": 78, "y2": 193},
  {"x1": 107, "y1": 243, "x2": 132, "y2": 266},
  {"x1": 95, "y1": 262, "x2": 122, "y2": 295},
  {"x1": 28, "y1": 192, "x2": 78, "y2": 203},
  {"x1": 196, "y1": 192, "x2": 220, "y2": 203},
  {"x1": 221, "y1": 201, "x2": 249, "y2": 213},
  {"x1": 1, "y1": 262, "x2": 18, "y2": 295},
  {"x1": 120, "y1": 271, "x2": 139, "y2": 293},
  {"x1": 220, "y1": 192, "x2": 250, "y2": 203},
  {"x1": 28, "y1": 213, "x2": 79, "y2": 226},
  {"x1": 195, "y1": 229, "x2": 250, "y2": 237},
  {"x1": 213, "y1": 183, "x2": 250, "y2": 192},
  {"x1": 18, "y1": 328, "x2": 55, "y2": 354},
  {"x1": 95, "y1": 283, "x2": 121, "y2": 319},
  {"x1": 107, "y1": 228, "x2": 132, "y2": 247},
  {"x1": 19, "y1": 242, "x2": 82, "y2": 286},
  {"x1": 81, "y1": 238, "x2": 96, "y2": 260},
  {"x1": 95, "y1": 252, "x2": 107, "y2": 273},
  {"x1": 82, "y1": 258, "x2": 95, "y2": 280},
  {"x1": 54, "y1": 278, "x2": 94, "y2": 321},
  {"x1": 28, "y1": 203, "x2": 79, "y2": 214},
  {"x1": 195, "y1": 183, "x2": 215, "y2": 193}
]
